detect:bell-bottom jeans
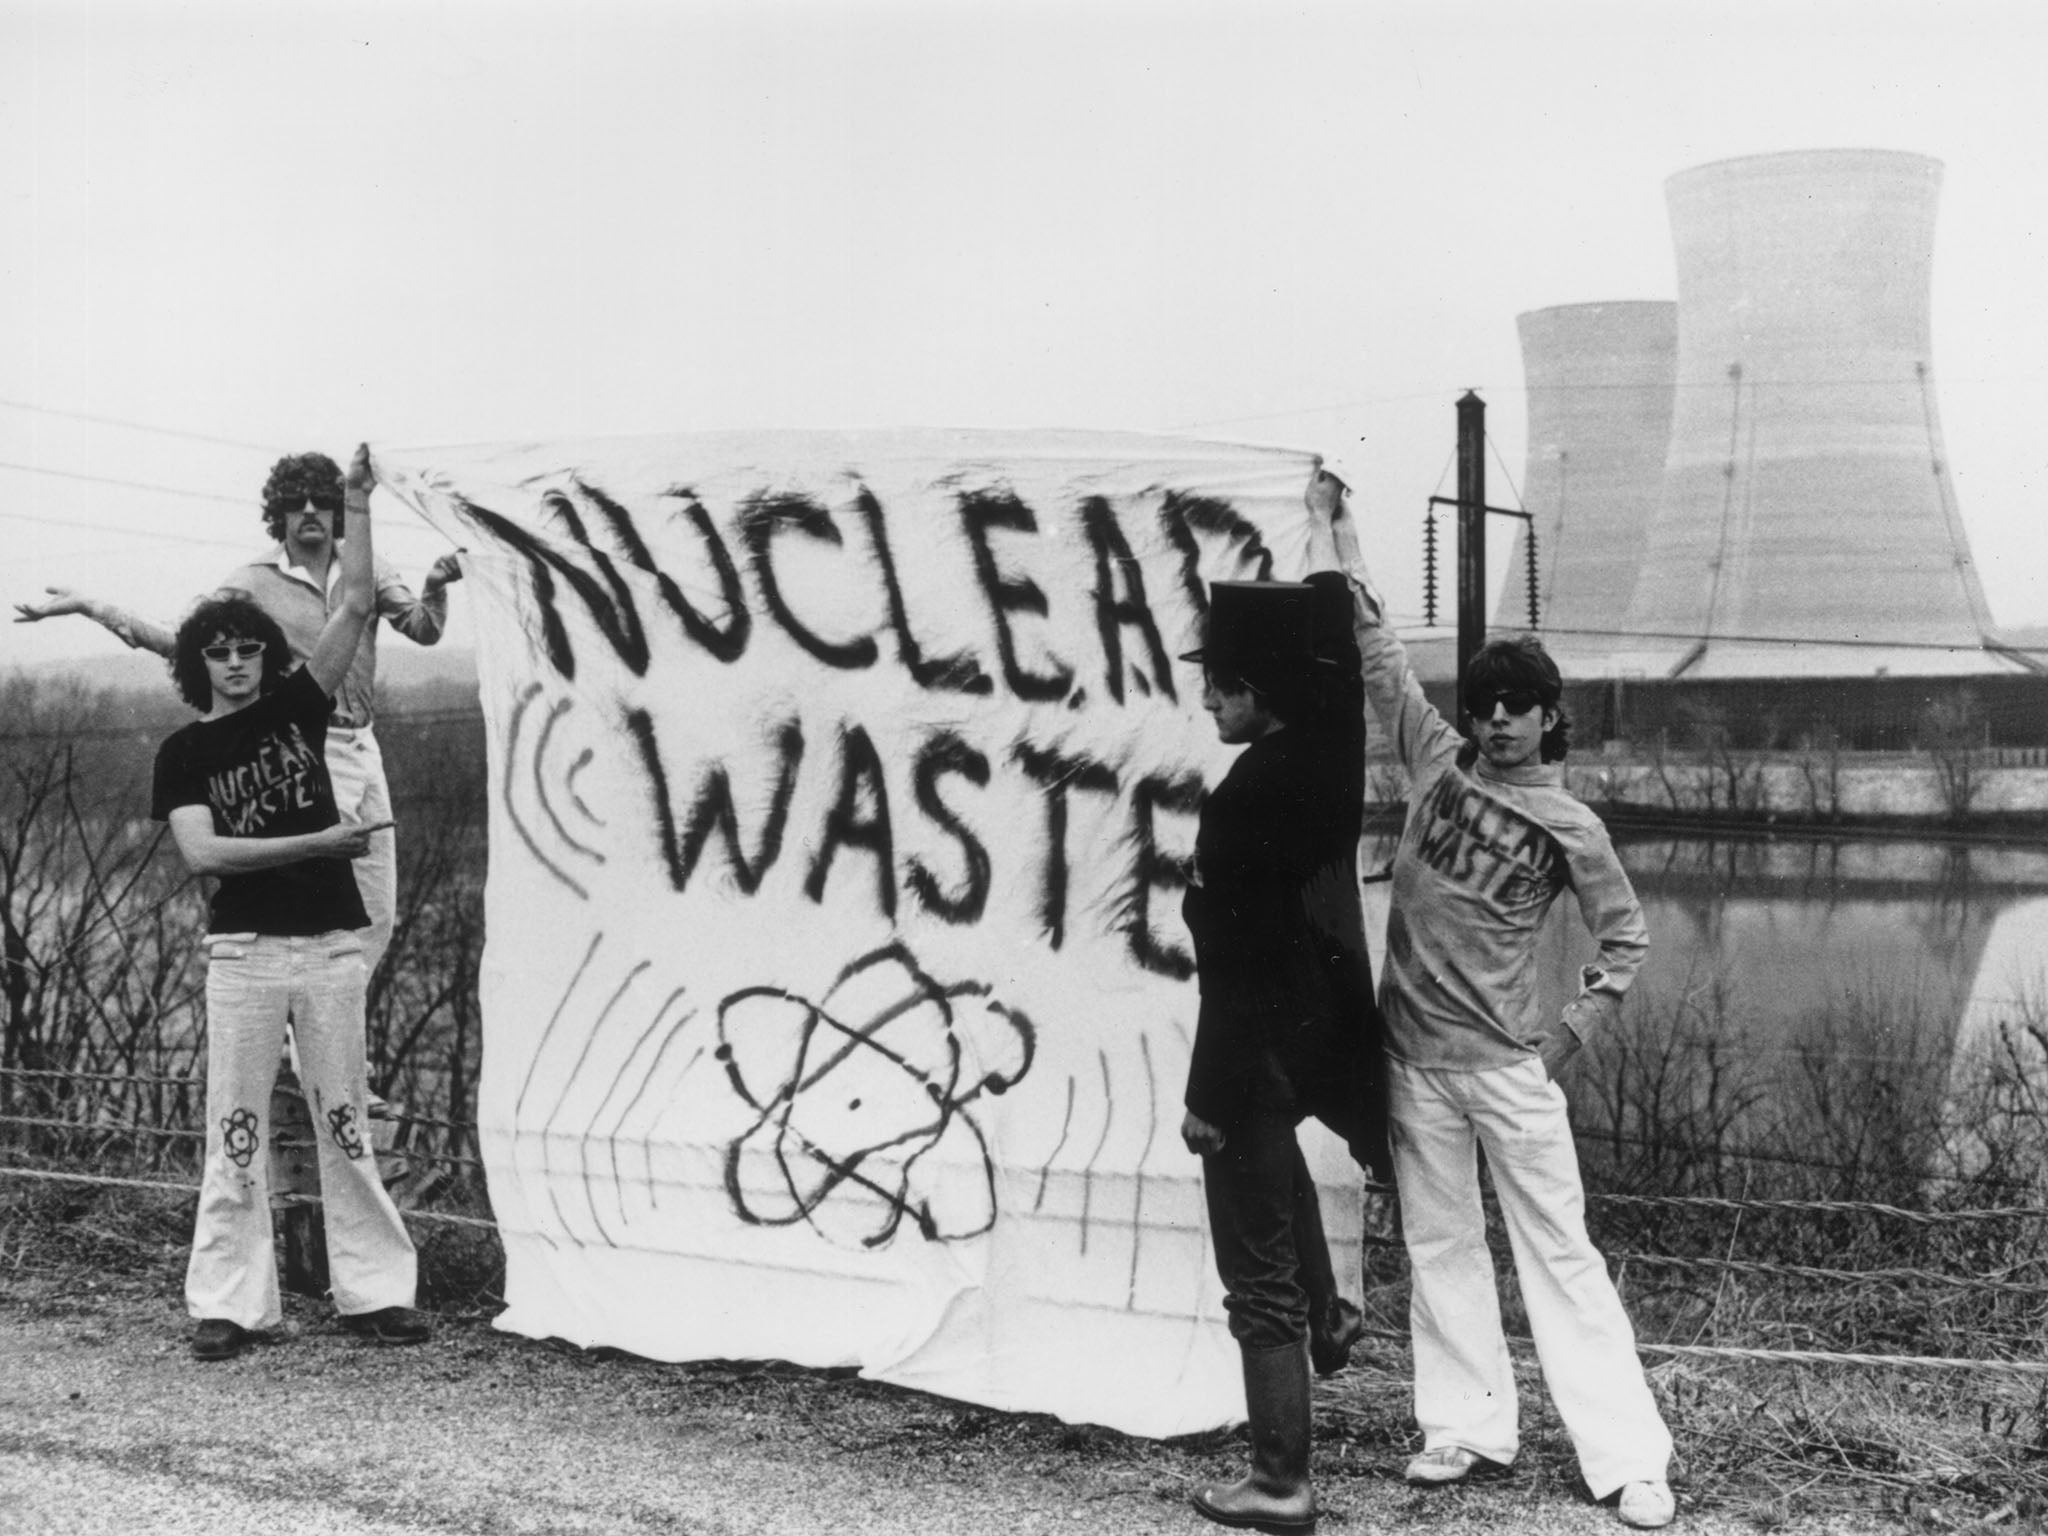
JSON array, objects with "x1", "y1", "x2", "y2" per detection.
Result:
[
  {"x1": 1391, "y1": 1055, "x2": 1671, "y2": 1498},
  {"x1": 187, "y1": 931, "x2": 416, "y2": 1329}
]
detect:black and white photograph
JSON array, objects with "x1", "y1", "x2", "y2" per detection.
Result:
[{"x1": 4, "y1": 3, "x2": 2046, "y2": 1532}]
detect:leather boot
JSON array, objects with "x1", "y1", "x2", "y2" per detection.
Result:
[{"x1": 1192, "y1": 1339, "x2": 1317, "y2": 1533}]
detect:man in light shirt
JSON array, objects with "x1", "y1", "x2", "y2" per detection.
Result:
[{"x1": 16, "y1": 450, "x2": 461, "y2": 983}]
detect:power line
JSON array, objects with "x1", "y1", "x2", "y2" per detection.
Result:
[
  {"x1": 0, "y1": 460, "x2": 250, "y2": 506},
  {"x1": 0, "y1": 398, "x2": 281, "y2": 453},
  {"x1": 0, "y1": 506, "x2": 255, "y2": 552}
]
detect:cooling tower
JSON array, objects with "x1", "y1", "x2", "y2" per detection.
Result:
[
  {"x1": 1494, "y1": 302, "x2": 1676, "y2": 655},
  {"x1": 1621, "y1": 148, "x2": 1995, "y2": 677}
]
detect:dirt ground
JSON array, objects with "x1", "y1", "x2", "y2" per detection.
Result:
[{"x1": 0, "y1": 1269, "x2": 1920, "y2": 1536}]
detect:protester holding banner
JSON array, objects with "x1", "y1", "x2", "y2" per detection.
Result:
[
  {"x1": 1178, "y1": 574, "x2": 1389, "y2": 1535},
  {"x1": 1306, "y1": 472, "x2": 1676, "y2": 1529},
  {"x1": 150, "y1": 444, "x2": 429, "y2": 1362},
  {"x1": 15, "y1": 451, "x2": 462, "y2": 983}
]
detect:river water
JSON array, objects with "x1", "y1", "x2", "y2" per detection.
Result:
[{"x1": 1356, "y1": 826, "x2": 2048, "y2": 1172}]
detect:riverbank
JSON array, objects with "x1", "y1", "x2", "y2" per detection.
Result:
[{"x1": 1360, "y1": 749, "x2": 2048, "y2": 833}]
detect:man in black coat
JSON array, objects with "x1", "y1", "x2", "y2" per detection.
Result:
[{"x1": 1180, "y1": 577, "x2": 1388, "y2": 1534}]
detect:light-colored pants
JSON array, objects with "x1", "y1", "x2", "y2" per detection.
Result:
[
  {"x1": 1390, "y1": 1056, "x2": 1671, "y2": 1499},
  {"x1": 187, "y1": 932, "x2": 417, "y2": 1329},
  {"x1": 324, "y1": 725, "x2": 395, "y2": 982}
]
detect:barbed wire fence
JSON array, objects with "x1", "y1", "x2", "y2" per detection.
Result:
[{"x1": 7, "y1": 1063, "x2": 2048, "y2": 1378}]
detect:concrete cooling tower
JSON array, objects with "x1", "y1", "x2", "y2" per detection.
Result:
[
  {"x1": 1493, "y1": 301, "x2": 1677, "y2": 664},
  {"x1": 1620, "y1": 148, "x2": 1997, "y2": 677}
]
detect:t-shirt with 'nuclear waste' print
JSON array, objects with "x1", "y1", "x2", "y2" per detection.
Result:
[{"x1": 151, "y1": 666, "x2": 369, "y2": 937}]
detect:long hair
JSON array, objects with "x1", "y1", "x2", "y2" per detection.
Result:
[
  {"x1": 260, "y1": 452, "x2": 345, "y2": 543},
  {"x1": 1465, "y1": 634, "x2": 1572, "y2": 762},
  {"x1": 169, "y1": 596, "x2": 292, "y2": 711}
]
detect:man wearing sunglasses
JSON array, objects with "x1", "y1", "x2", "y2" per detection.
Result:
[
  {"x1": 1305, "y1": 472, "x2": 1675, "y2": 1529},
  {"x1": 14, "y1": 451, "x2": 462, "y2": 984},
  {"x1": 150, "y1": 445, "x2": 427, "y2": 1361}
]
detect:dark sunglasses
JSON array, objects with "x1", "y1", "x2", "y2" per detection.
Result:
[
  {"x1": 202, "y1": 641, "x2": 266, "y2": 663},
  {"x1": 1469, "y1": 689, "x2": 1543, "y2": 718}
]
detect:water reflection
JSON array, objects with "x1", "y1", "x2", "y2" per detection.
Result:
[
  {"x1": 1362, "y1": 828, "x2": 2048, "y2": 1046},
  {"x1": 1358, "y1": 828, "x2": 2048, "y2": 1178}
]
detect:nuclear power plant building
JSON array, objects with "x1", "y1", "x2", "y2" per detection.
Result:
[
  {"x1": 1493, "y1": 149, "x2": 2041, "y2": 750},
  {"x1": 1493, "y1": 301, "x2": 1677, "y2": 667}
]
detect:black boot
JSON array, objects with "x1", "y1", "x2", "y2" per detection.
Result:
[{"x1": 1192, "y1": 1339, "x2": 1317, "y2": 1534}]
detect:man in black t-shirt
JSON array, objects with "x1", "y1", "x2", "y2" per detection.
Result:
[{"x1": 152, "y1": 444, "x2": 430, "y2": 1362}]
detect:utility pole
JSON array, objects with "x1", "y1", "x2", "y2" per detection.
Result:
[{"x1": 1456, "y1": 389, "x2": 1487, "y2": 720}]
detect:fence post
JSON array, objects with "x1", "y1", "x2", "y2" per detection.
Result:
[{"x1": 269, "y1": 1067, "x2": 326, "y2": 1295}]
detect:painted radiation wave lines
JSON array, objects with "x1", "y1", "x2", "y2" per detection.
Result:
[
  {"x1": 714, "y1": 940, "x2": 1036, "y2": 1249},
  {"x1": 552, "y1": 960, "x2": 653, "y2": 1248},
  {"x1": 581, "y1": 986, "x2": 692, "y2": 1232},
  {"x1": 502, "y1": 683, "x2": 591, "y2": 900},
  {"x1": 1033, "y1": 1077, "x2": 1077, "y2": 1213},
  {"x1": 535, "y1": 699, "x2": 607, "y2": 863},
  {"x1": 1125, "y1": 1032, "x2": 1158, "y2": 1310},
  {"x1": 1078, "y1": 1050, "x2": 1115, "y2": 1256},
  {"x1": 507, "y1": 930, "x2": 605, "y2": 1248},
  {"x1": 565, "y1": 748, "x2": 605, "y2": 827},
  {"x1": 606, "y1": 1007, "x2": 706, "y2": 1220}
]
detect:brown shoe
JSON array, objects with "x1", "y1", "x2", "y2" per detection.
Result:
[
  {"x1": 341, "y1": 1307, "x2": 432, "y2": 1345},
  {"x1": 191, "y1": 1319, "x2": 251, "y2": 1361}
]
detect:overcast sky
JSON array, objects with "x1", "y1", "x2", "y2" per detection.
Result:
[{"x1": 4, "y1": 0, "x2": 2043, "y2": 666}]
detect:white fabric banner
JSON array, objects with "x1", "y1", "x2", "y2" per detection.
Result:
[{"x1": 378, "y1": 429, "x2": 1367, "y2": 1436}]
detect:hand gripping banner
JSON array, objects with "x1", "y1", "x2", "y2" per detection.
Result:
[{"x1": 377, "y1": 429, "x2": 1366, "y2": 1435}]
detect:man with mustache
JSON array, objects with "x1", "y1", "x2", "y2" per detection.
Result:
[{"x1": 15, "y1": 450, "x2": 462, "y2": 984}]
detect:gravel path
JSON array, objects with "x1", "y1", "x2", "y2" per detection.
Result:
[{"x1": 1, "y1": 1286, "x2": 1893, "y2": 1536}]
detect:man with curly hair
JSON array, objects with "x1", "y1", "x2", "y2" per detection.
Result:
[
  {"x1": 152, "y1": 445, "x2": 428, "y2": 1361},
  {"x1": 16, "y1": 450, "x2": 462, "y2": 983},
  {"x1": 1305, "y1": 471, "x2": 1676, "y2": 1529}
]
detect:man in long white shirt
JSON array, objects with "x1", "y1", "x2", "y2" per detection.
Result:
[
  {"x1": 1307, "y1": 471, "x2": 1676, "y2": 1530},
  {"x1": 16, "y1": 450, "x2": 461, "y2": 983}
]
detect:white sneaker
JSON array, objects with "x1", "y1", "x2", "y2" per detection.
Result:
[
  {"x1": 1404, "y1": 1445, "x2": 1498, "y2": 1485},
  {"x1": 1618, "y1": 1480, "x2": 1675, "y2": 1528}
]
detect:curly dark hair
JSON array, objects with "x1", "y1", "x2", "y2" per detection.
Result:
[
  {"x1": 169, "y1": 596, "x2": 292, "y2": 712},
  {"x1": 260, "y1": 452, "x2": 345, "y2": 543},
  {"x1": 1464, "y1": 634, "x2": 1572, "y2": 761}
]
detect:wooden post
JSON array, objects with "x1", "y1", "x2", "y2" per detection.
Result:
[
  {"x1": 269, "y1": 1068, "x2": 327, "y2": 1296},
  {"x1": 1456, "y1": 389, "x2": 1488, "y2": 721}
]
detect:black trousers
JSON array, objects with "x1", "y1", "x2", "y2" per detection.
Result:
[{"x1": 1202, "y1": 1113, "x2": 1340, "y2": 1350}]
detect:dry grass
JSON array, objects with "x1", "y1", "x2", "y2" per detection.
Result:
[{"x1": 5, "y1": 1176, "x2": 2048, "y2": 1531}]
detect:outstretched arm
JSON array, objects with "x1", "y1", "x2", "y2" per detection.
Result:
[
  {"x1": 168, "y1": 804, "x2": 392, "y2": 877},
  {"x1": 13, "y1": 588, "x2": 175, "y2": 656},
  {"x1": 379, "y1": 551, "x2": 462, "y2": 646},
  {"x1": 1303, "y1": 468, "x2": 1462, "y2": 776},
  {"x1": 304, "y1": 444, "x2": 377, "y2": 695}
]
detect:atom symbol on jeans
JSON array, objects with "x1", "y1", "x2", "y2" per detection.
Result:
[
  {"x1": 221, "y1": 1107, "x2": 260, "y2": 1168},
  {"x1": 326, "y1": 1104, "x2": 366, "y2": 1160},
  {"x1": 717, "y1": 942, "x2": 1036, "y2": 1249}
]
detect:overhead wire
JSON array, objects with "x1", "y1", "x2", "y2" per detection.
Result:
[{"x1": 0, "y1": 397, "x2": 283, "y2": 454}]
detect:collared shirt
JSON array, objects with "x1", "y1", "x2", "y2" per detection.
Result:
[{"x1": 210, "y1": 548, "x2": 447, "y2": 728}]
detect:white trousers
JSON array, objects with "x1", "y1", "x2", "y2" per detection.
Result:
[
  {"x1": 188, "y1": 932, "x2": 417, "y2": 1328},
  {"x1": 1390, "y1": 1056, "x2": 1671, "y2": 1498},
  {"x1": 323, "y1": 725, "x2": 395, "y2": 982}
]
